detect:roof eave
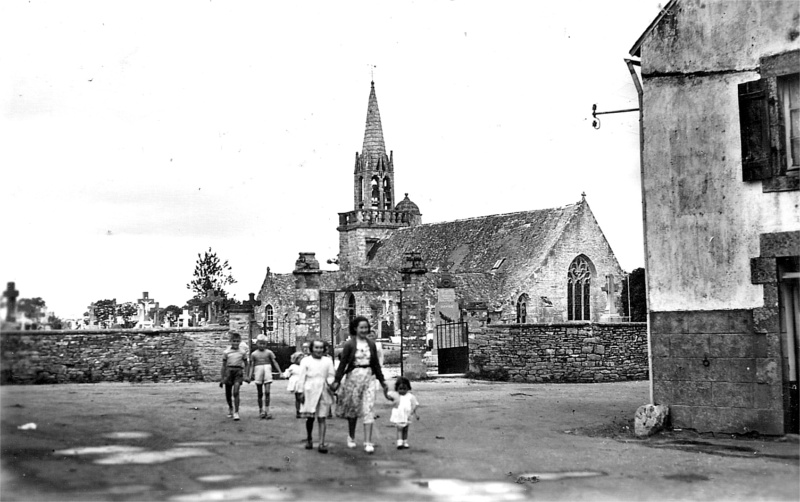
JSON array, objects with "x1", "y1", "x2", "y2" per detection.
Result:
[{"x1": 629, "y1": 0, "x2": 680, "y2": 57}]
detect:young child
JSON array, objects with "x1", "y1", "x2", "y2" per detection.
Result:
[
  {"x1": 248, "y1": 334, "x2": 283, "y2": 419},
  {"x1": 297, "y1": 339, "x2": 336, "y2": 453},
  {"x1": 388, "y1": 376, "x2": 420, "y2": 449},
  {"x1": 219, "y1": 332, "x2": 249, "y2": 420},
  {"x1": 284, "y1": 352, "x2": 304, "y2": 418}
]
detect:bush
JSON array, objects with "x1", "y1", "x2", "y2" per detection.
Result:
[{"x1": 383, "y1": 351, "x2": 402, "y2": 366}]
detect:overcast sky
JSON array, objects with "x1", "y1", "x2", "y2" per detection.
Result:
[{"x1": 0, "y1": 0, "x2": 662, "y2": 318}]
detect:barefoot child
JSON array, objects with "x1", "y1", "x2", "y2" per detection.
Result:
[
  {"x1": 220, "y1": 332, "x2": 250, "y2": 420},
  {"x1": 297, "y1": 339, "x2": 336, "y2": 453},
  {"x1": 388, "y1": 376, "x2": 420, "y2": 449},
  {"x1": 284, "y1": 352, "x2": 304, "y2": 418},
  {"x1": 248, "y1": 334, "x2": 283, "y2": 419}
]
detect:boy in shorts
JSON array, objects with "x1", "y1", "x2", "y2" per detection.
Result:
[
  {"x1": 248, "y1": 334, "x2": 283, "y2": 419},
  {"x1": 220, "y1": 332, "x2": 249, "y2": 420}
]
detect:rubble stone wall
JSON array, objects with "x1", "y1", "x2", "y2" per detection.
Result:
[
  {"x1": 469, "y1": 322, "x2": 648, "y2": 383},
  {"x1": 0, "y1": 327, "x2": 229, "y2": 384}
]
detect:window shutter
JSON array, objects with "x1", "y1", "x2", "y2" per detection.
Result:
[{"x1": 738, "y1": 79, "x2": 772, "y2": 181}]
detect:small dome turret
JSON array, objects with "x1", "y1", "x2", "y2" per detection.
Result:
[{"x1": 395, "y1": 193, "x2": 421, "y2": 214}]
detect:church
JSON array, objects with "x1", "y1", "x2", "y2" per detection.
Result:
[{"x1": 255, "y1": 81, "x2": 625, "y2": 359}]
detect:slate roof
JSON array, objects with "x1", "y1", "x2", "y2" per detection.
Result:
[
  {"x1": 366, "y1": 200, "x2": 584, "y2": 275},
  {"x1": 361, "y1": 81, "x2": 386, "y2": 162}
]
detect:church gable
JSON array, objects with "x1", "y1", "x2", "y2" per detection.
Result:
[{"x1": 364, "y1": 202, "x2": 581, "y2": 275}]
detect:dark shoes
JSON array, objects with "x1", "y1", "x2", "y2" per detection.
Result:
[
  {"x1": 318, "y1": 444, "x2": 328, "y2": 454},
  {"x1": 305, "y1": 440, "x2": 313, "y2": 450}
]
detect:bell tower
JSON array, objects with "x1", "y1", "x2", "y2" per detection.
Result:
[
  {"x1": 353, "y1": 81, "x2": 395, "y2": 211},
  {"x1": 337, "y1": 81, "x2": 421, "y2": 271}
]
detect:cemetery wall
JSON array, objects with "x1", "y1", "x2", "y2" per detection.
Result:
[
  {"x1": 0, "y1": 327, "x2": 229, "y2": 384},
  {"x1": 469, "y1": 322, "x2": 648, "y2": 383}
]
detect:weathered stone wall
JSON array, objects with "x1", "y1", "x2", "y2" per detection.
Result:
[
  {"x1": 469, "y1": 322, "x2": 648, "y2": 383},
  {"x1": 0, "y1": 328, "x2": 229, "y2": 384},
  {"x1": 338, "y1": 227, "x2": 398, "y2": 270},
  {"x1": 499, "y1": 201, "x2": 625, "y2": 323}
]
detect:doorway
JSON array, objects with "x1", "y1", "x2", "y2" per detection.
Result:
[{"x1": 778, "y1": 256, "x2": 799, "y2": 434}]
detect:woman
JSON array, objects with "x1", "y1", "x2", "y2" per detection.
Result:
[{"x1": 330, "y1": 316, "x2": 391, "y2": 453}]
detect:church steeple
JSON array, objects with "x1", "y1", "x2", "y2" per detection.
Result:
[
  {"x1": 362, "y1": 81, "x2": 386, "y2": 161},
  {"x1": 353, "y1": 81, "x2": 394, "y2": 211}
]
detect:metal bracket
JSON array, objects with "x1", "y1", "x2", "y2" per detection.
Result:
[{"x1": 591, "y1": 103, "x2": 639, "y2": 129}]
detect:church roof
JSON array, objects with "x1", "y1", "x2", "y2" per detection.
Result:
[
  {"x1": 366, "y1": 200, "x2": 584, "y2": 274},
  {"x1": 394, "y1": 193, "x2": 421, "y2": 214},
  {"x1": 361, "y1": 82, "x2": 387, "y2": 161}
]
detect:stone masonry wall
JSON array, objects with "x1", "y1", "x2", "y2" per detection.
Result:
[
  {"x1": 0, "y1": 327, "x2": 229, "y2": 384},
  {"x1": 469, "y1": 322, "x2": 648, "y2": 383}
]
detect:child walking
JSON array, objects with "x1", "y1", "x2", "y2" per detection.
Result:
[
  {"x1": 220, "y1": 332, "x2": 250, "y2": 420},
  {"x1": 284, "y1": 352, "x2": 304, "y2": 418},
  {"x1": 388, "y1": 377, "x2": 420, "y2": 449},
  {"x1": 248, "y1": 334, "x2": 283, "y2": 419},
  {"x1": 297, "y1": 339, "x2": 336, "y2": 453}
]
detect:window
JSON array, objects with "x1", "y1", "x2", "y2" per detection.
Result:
[
  {"x1": 265, "y1": 304, "x2": 274, "y2": 331},
  {"x1": 567, "y1": 255, "x2": 592, "y2": 321},
  {"x1": 737, "y1": 50, "x2": 800, "y2": 191},
  {"x1": 383, "y1": 178, "x2": 392, "y2": 210},
  {"x1": 370, "y1": 177, "x2": 380, "y2": 208},
  {"x1": 347, "y1": 294, "x2": 356, "y2": 323},
  {"x1": 516, "y1": 294, "x2": 529, "y2": 324},
  {"x1": 358, "y1": 176, "x2": 363, "y2": 204}
]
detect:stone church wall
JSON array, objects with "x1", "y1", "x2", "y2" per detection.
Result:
[
  {"x1": 0, "y1": 327, "x2": 229, "y2": 384},
  {"x1": 500, "y1": 203, "x2": 625, "y2": 323},
  {"x1": 469, "y1": 322, "x2": 648, "y2": 383}
]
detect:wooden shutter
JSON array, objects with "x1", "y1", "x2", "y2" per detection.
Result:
[{"x1": 738, "y1": 79, "x2": 772, "y2": 181}]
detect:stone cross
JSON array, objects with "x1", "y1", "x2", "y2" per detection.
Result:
[
  {"x1": 179, "y1": 309, "x2": 191, "y2": 328},
  {"x1": 202, "y1": 289, "x2": 223, "y2": 324},
  {"x1": 192, "y1": 306, "x2": 200, "y2": 326},
  {"x1": 4, "y1": 282, "x2": 19, "y2": 323},
  {"x1": 152, "y1": 302, "x2": 160, "y2": 327},
  {"x1": 87, "y1": 302, "x2": 97, "y2": 328},
  {"x1": 601, "y1": 274, "x2": 617, "y2": 315},
  {"x1": 137, "y1": 292, "x2": 155, "y2": 328}
]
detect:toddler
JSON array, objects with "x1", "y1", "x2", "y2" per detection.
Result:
[
  {"x1": 388, "y1": 376, "x2": 419, "y2": 449},
  {"x1": 284, "y1": 352, "x2": 304, "y2": 418}
]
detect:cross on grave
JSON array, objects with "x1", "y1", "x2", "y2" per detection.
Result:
[
  {"x1": 137, "y1": 292, "x2": 155, "y2": 328},
  {"x1": 152, "y1": 302, "x2": 160, "y2": 327},
  {"x1": 4, "y1": 282, "x2": 19, "y2": 323},
  {"x1": 600, "y1": 274, "x2": 617, "y2": 315},
  {"x1": 192, "y1": 306, "x2": 200, "y2": 326},
  {"x1": 202, "y1": 289, "x2": 223, "y2": 324},
  {"x1": 86, "y1": 302, "x2": 97, "y2": 328},
  {"x1": 179, "y1": 309, "x2": 191, "y2": 328}
]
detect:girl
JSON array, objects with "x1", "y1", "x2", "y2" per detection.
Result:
[
  {"x1": 297, "y1": 339, "x2": 336, "y2": 453},
  {"x1": 388, "y1": 377, "x2": 420, "y2": 449},
  {"x1": 284, "y1": 352, "x2": 304, "y2": 418},
  {"x1": 330, "y1": 316, "x2": 391, "y2": 454}
]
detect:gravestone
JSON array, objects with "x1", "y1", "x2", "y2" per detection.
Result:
[
  {"x1": 1, "y1": 282, "x2": 21, "y2": 330},
  {"x1": 201, "y1": 289, "x2": 223, "y2": 325},
  {"x1": 179, "y1": 309, "x2": 191, "y2": 328},
  {"x1": 600, "y1": 275, "x2": 622, "y2": 322},
  {"x1": 86, "y1": 302, "x2": 98, "y2": 329}
]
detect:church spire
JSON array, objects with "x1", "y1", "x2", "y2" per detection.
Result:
[{"x1": 362, "y1": 81, "x2": 386, "y2": 160}]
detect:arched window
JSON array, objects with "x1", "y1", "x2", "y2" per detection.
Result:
[
  {"x1": 265, "y1": 304, "x2": 274, "y2": 331},
  {"x1": 346, "y1": 293, "x2": 356, "y2": 323},
  {"x1": 383, "y1": 177, "x2": 392, "y2": 210},
  {"x1": 370, "y1": 177, "x2": 380, "y2": 208},
  {"x1": 516, "y1": 294, "x2": 529, "y2": 323},
  {"x1": 567, "y1": 255, "x2": 592, "y2": 321},
  {"x1": 358, "y1": 176, "x2": 363, "y2": 204}
]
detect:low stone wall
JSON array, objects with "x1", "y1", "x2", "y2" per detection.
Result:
[
  {"x1": 0, "y1": 328, "x2": 229, "y2": 384},
  {"x1": 469, "y1": 322, "x2": 648, "y2": 383}
]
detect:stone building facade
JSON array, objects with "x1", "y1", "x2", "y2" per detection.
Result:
[
  {"x1": 255, "y1": 80, "x2": 626, "y2": 376},
  {"x1": 632, "y1": 0, "x2": 800, "y2": 434}
]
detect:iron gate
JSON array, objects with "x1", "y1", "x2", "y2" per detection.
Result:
[
  {"x1": 436, "y1": 321, "x2": 469, "y2": 374},
  {"x1": 262, "y1": 321, "x2": 295, "y2": 372}
]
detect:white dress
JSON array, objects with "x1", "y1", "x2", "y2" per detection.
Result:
[
  {"x1": 284, "y1": 364, "x2": 301, "y2": 393},
  {"x1": 389, "y1": 391, "x2": 419, "y2": 427},
  {"x1": 298, "y1": 356, "x2": 335, "y2": 417}
]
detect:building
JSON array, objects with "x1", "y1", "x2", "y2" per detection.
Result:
[
  {"x1": 632, "y1": 0, "x2": 800, "y2": 434},
  {"x1": 255, "y1": 81, "x2": 626, "y2": 374}
]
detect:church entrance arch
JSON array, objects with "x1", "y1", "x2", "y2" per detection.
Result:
[{"x1": 319, "y1": 287, "x2": 404, "y2": 367}]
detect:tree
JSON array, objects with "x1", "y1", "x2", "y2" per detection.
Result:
[
  {"x1": 85, "y1": 299, "x2": 118, "y2": 327},
  {"x1": 118, "y1": 302, "x2": 138, "y2": 328},
  {"x1": 17, "y1": 297, "x2": 46, "y2": 322},
  {"x1": 187, "y1": 247, "x2": 237, "y2": 299},
  {"x1": 620, "y1": 268, "x2": 647, "y2": 322},
  {"x1": 47, "y1": 314, "x2": 65, "y2": 330}
]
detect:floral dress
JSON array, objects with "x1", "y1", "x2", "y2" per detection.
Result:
[{"x1": 336, "y1": 339, "x2": 378, "y2": 424}]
